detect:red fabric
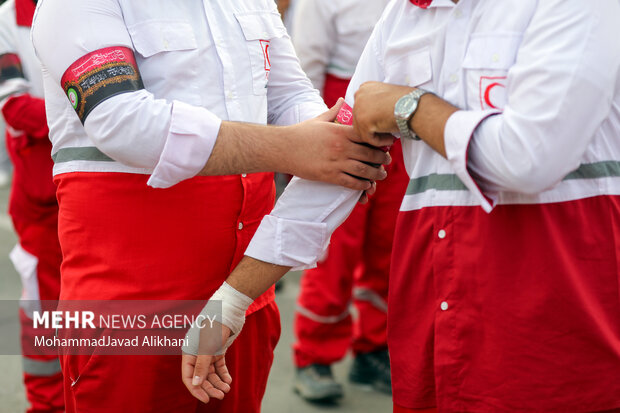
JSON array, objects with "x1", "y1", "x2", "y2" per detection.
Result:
[
  {"x1": 394, "y1": 405, "x2": 436, "y2": 413},
  {"x1": 409, "y1": 0, "x2": 432, "y2": 8},
  {"x1": 293, "y1": 141, "x2": 408, "y2": 367},
  {"x1": 322, "y1": 73, "x2": 351, "y2": 108},
  {"x1": 15, "y1": 0, "x2": 36, "y2": 27},
  {"x1": 20, "y1": 311, "x2": 64, "y2": 413},
  {"x1": 60, "y1": 301, "x2": 280, "y2": 413},
  {"x1": 2, "y1": 94, "x2": 49, "y2": 138},
  {"x1": 4, "y1": 94, "x2": 57, "y2": 228},
  {"x1": 55, "y1": 171, "x2": 275, "y2": 312},
  {"x1": 389, "y1": 195, "x2": 620, "y2": 412}
]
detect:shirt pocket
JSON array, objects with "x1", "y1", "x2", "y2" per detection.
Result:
[
  {"x1": 462, "y1": 33, "x2": 522, "y2": 111},
  {"x1": 127, "y1": 20, "x2": 201, "y2": 104},
  {"x1": 234, "y1": 11, "x2": 286, "y2": 96},
  {"x1": 384, "y1": 47, "x2": 433, "y2": 89}
]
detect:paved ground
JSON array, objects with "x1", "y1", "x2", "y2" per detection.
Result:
[{"x1": 0, "y1": 185, "x2": 391, "y2": 413}]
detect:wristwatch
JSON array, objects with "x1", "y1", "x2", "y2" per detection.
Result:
[{"x1": 394, "y1": 88, "x2": 431, "y2": 140}]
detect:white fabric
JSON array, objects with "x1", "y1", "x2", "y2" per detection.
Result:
[
  {"x1": 246, "y1": 177, "x2": 359, "y2": 270},
  {"x1": 0, "y1": 0, "x2": 42, "y2": 100},
  {"x1": 291, "y1": 0, "x2": 390, "y2": 92},
  {"x1": 183, "y1": 282, "x2": 253, "y2": 355},
  {"x1": 31, "y1": 0, "x2": 326, "y2": 186},
  {"x1": 247, "y1": 0, "x2": 620, "y2": 268},
  {"x1": 9, "y1": 243, "x2": 41, "y2": 318}
]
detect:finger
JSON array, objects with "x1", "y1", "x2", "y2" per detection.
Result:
[
  {"x1": 182, "y1": 355, "x2": 210, "y2": 404},
  {"x1": 201, "y1": 376, "x2": 226, "y2": 400},
  {"x1": 366, "y1": 181, "x2": 377, "y2": 197},
  {"x1": 372, "y1": 133, "x2": 397, "y2": 148},
  {"x1": 337, "y1": 173, "x2": 372, "y2": 191},
  {"x1": 214, "y1": 356, "x2": 233, "y2": 385},
  {"x1": 192, "y1": 354, "x2": 213, "y2": 388},
  {"x1": 205, "y1": 357, "x2": 231, "y2": 394},
  {"x1": 317, "y1": 97, "x2": 344, "y2": 122},
  {"x1": 343, "y1": 157, "x2": 388, "y2": 181},
  {"x1": 343, "y1": 160, "x2": 387, "y2": 182},
  {"x1": 351, "y1": 144, "x2": 391, "y2": 166},
  {"x1": 358, "y1": 192, "x2": 369, "y2": 204}
]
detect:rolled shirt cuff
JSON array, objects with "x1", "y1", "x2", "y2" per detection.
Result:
[
  {"x1": 444, "y1": 109, "x2": 501, "y2": 213},
  {"x1": 147, "y1": 100, "x2": 221, "y2": 188},
  {"x1": 245, "y1": 215, "x2": 329, "y2": 271}
]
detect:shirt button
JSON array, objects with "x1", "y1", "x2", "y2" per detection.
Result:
[
  {"x1": 241, "y1": 173, "x2": 247, "y2": 178},
  {"x1": 449, "y1": 74, "x2": 458, "y2": 83},
  {"x1": 492, "y1": 53, "x2": 500, "y2": 62},
  {"x1": 226, "y1": 91, "x2": 233, "y2": 100},
  {"x1": 238, "y1": 222, "x2": 244, "y2": 230},
  {"x1": 454, "y1": 9, "x2": 462, "y2": 18},
  {"x1": 441, "y1": 301, "x2": 449, "y2": 311},
  {"x1": 438, "y1": 229, "x2": 446, "y2": 239}
]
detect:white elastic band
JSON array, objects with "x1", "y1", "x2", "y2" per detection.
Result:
[{"x1": 183, "y1": 282, "x2": 253, "y2": 356}]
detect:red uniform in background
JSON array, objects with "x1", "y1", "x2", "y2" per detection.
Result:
[
  {"x1": 293, "y1": 74, "x2": 409, "y2": 380},
  {"x1": 0, "y1": 0, "x2": 64, "y2": 411}
]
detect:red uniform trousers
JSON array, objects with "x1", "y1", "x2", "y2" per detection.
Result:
[
  {"x1": 293, "y1": 140, "x2": 409, "y2": 368},
  {"x1": 54, "y1": 172, "x2": 279, "y2": 412},
  {"x1": 3, "y1": 94, "x2": 64, "y2": 413}
]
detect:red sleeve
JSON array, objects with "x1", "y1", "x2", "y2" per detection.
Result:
[{"x1": 1, "y1": 94, "x2": 49, "y2": 138}]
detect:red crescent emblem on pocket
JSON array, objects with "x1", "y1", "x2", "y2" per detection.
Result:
[{"x1": 483, "y1": 82, "x2": 505, "y2": 109}]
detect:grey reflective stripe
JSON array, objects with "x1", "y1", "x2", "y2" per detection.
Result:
[
  {"x1": 295, "y1": 305, "x2": 350, "y2": 324},
  {"x1": 22, "y1": 357, "x2": 61, "y2": 376},
  {"x1": 405, "y1": 161, "x2": 620, "y2": 196},
  {"x1": 406, "y1": 173, "x2": 467, "y2": 195},
  {"x1": 564, "y1": 161, "x2": 620, "y2": 180},
  {"x1": 52, "y1": 147, "x2": 114, "y2": 164},
  {"x1": 353, "y1": 288, "x2": 388, "y2": 313}
]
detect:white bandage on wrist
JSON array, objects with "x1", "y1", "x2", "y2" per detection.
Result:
[{"x1": 183, "y1": 282, "x2": 253, "y2": 356}]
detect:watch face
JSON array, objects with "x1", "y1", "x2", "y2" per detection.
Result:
[{"x1": 395, "y1": 94, "x2": 415, "y2": 119}]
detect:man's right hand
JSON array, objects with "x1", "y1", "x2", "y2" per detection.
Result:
[{"x1": 285, "y1": 99, "x2": 393, "y2": 191}]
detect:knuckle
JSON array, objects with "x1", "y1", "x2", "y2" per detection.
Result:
[{"x1": 354, "y1": 162, "x2": 367, "y2": 175}]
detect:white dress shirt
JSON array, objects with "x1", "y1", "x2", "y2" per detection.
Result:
[
  {"x1": 0, "y1": 0, "x2": 42, "y2": 100},
  {"x1": 246, "y1": 0, "x2": 620, "y2": 269},
  {"x1": 31, "y1": 0, "x2": 326, "y2": 188},
  {"x1": 292, "y1": 0, "x2": 390, "y2": 92}
]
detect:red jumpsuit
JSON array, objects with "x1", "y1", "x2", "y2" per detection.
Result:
[
  {"x1": 1, "y1": 0, "x2": 64, "y2": 411},
  {"x1": 293, "y1": 74, "x2": 409, "y2": 368}
]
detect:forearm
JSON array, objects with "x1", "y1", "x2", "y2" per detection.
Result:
[
  {"x1": 198, "y1": 121, "x2": 292, "y2": 176},
  {"x1": 226, "y1": 257, "x2": 290, "y2": 300},
  {"x1": 409, "y1": 93, "x2": 459, "y2": 158}
]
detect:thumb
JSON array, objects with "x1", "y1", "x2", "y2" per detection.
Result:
[
  {"x1": 192, "y1": 355, "x2": 213, "y2": 387},
  {"x1": 317, "y1": 97, "x2": 344, "y2": 122}
]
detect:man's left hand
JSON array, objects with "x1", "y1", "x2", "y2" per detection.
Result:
[{"x1": 353, "y1": 81, "x2": 414, "y2": 144}]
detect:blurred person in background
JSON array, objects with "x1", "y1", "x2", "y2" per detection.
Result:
[
  {"x1": 0, "y1": 0, "x2": 64, "y2": 412},
  {"x1": 289, "y1": 0, "x2": 408, "y2": 402},
  {"x1": 0, "y1": 0, "x2": 13, "y2": 186}
]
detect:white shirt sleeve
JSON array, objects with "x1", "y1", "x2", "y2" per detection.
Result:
[
  {"x1": 291, "y1": 0, "x2": 336, "y2": 93},
  {"x1": 0, "y1": 0, "x2": 29, "y2": 101},
  {"x1": 31, "y1": 0, "x2": 221, "y2": 188},
  {"x1": 444, "y1": 1, "x2": 619, "y2": 212},
  {"x1": 266, "y1": 28, "x2": 327, "y2": 125},
  {"x1": 245, "y1": 25, "x2": 386, "y2": 269}
]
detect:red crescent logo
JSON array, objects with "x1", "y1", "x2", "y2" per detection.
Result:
[{"x1": 483, "y1": 82, "x2": 505, "y2": 109}]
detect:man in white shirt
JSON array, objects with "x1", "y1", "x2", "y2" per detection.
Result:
[
  {"x1": 30, "y1": 0, "x2": 391, "y2": 412},
  {"x1": 185, "y1": 1, "x2": 620, "y2": 412}
]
